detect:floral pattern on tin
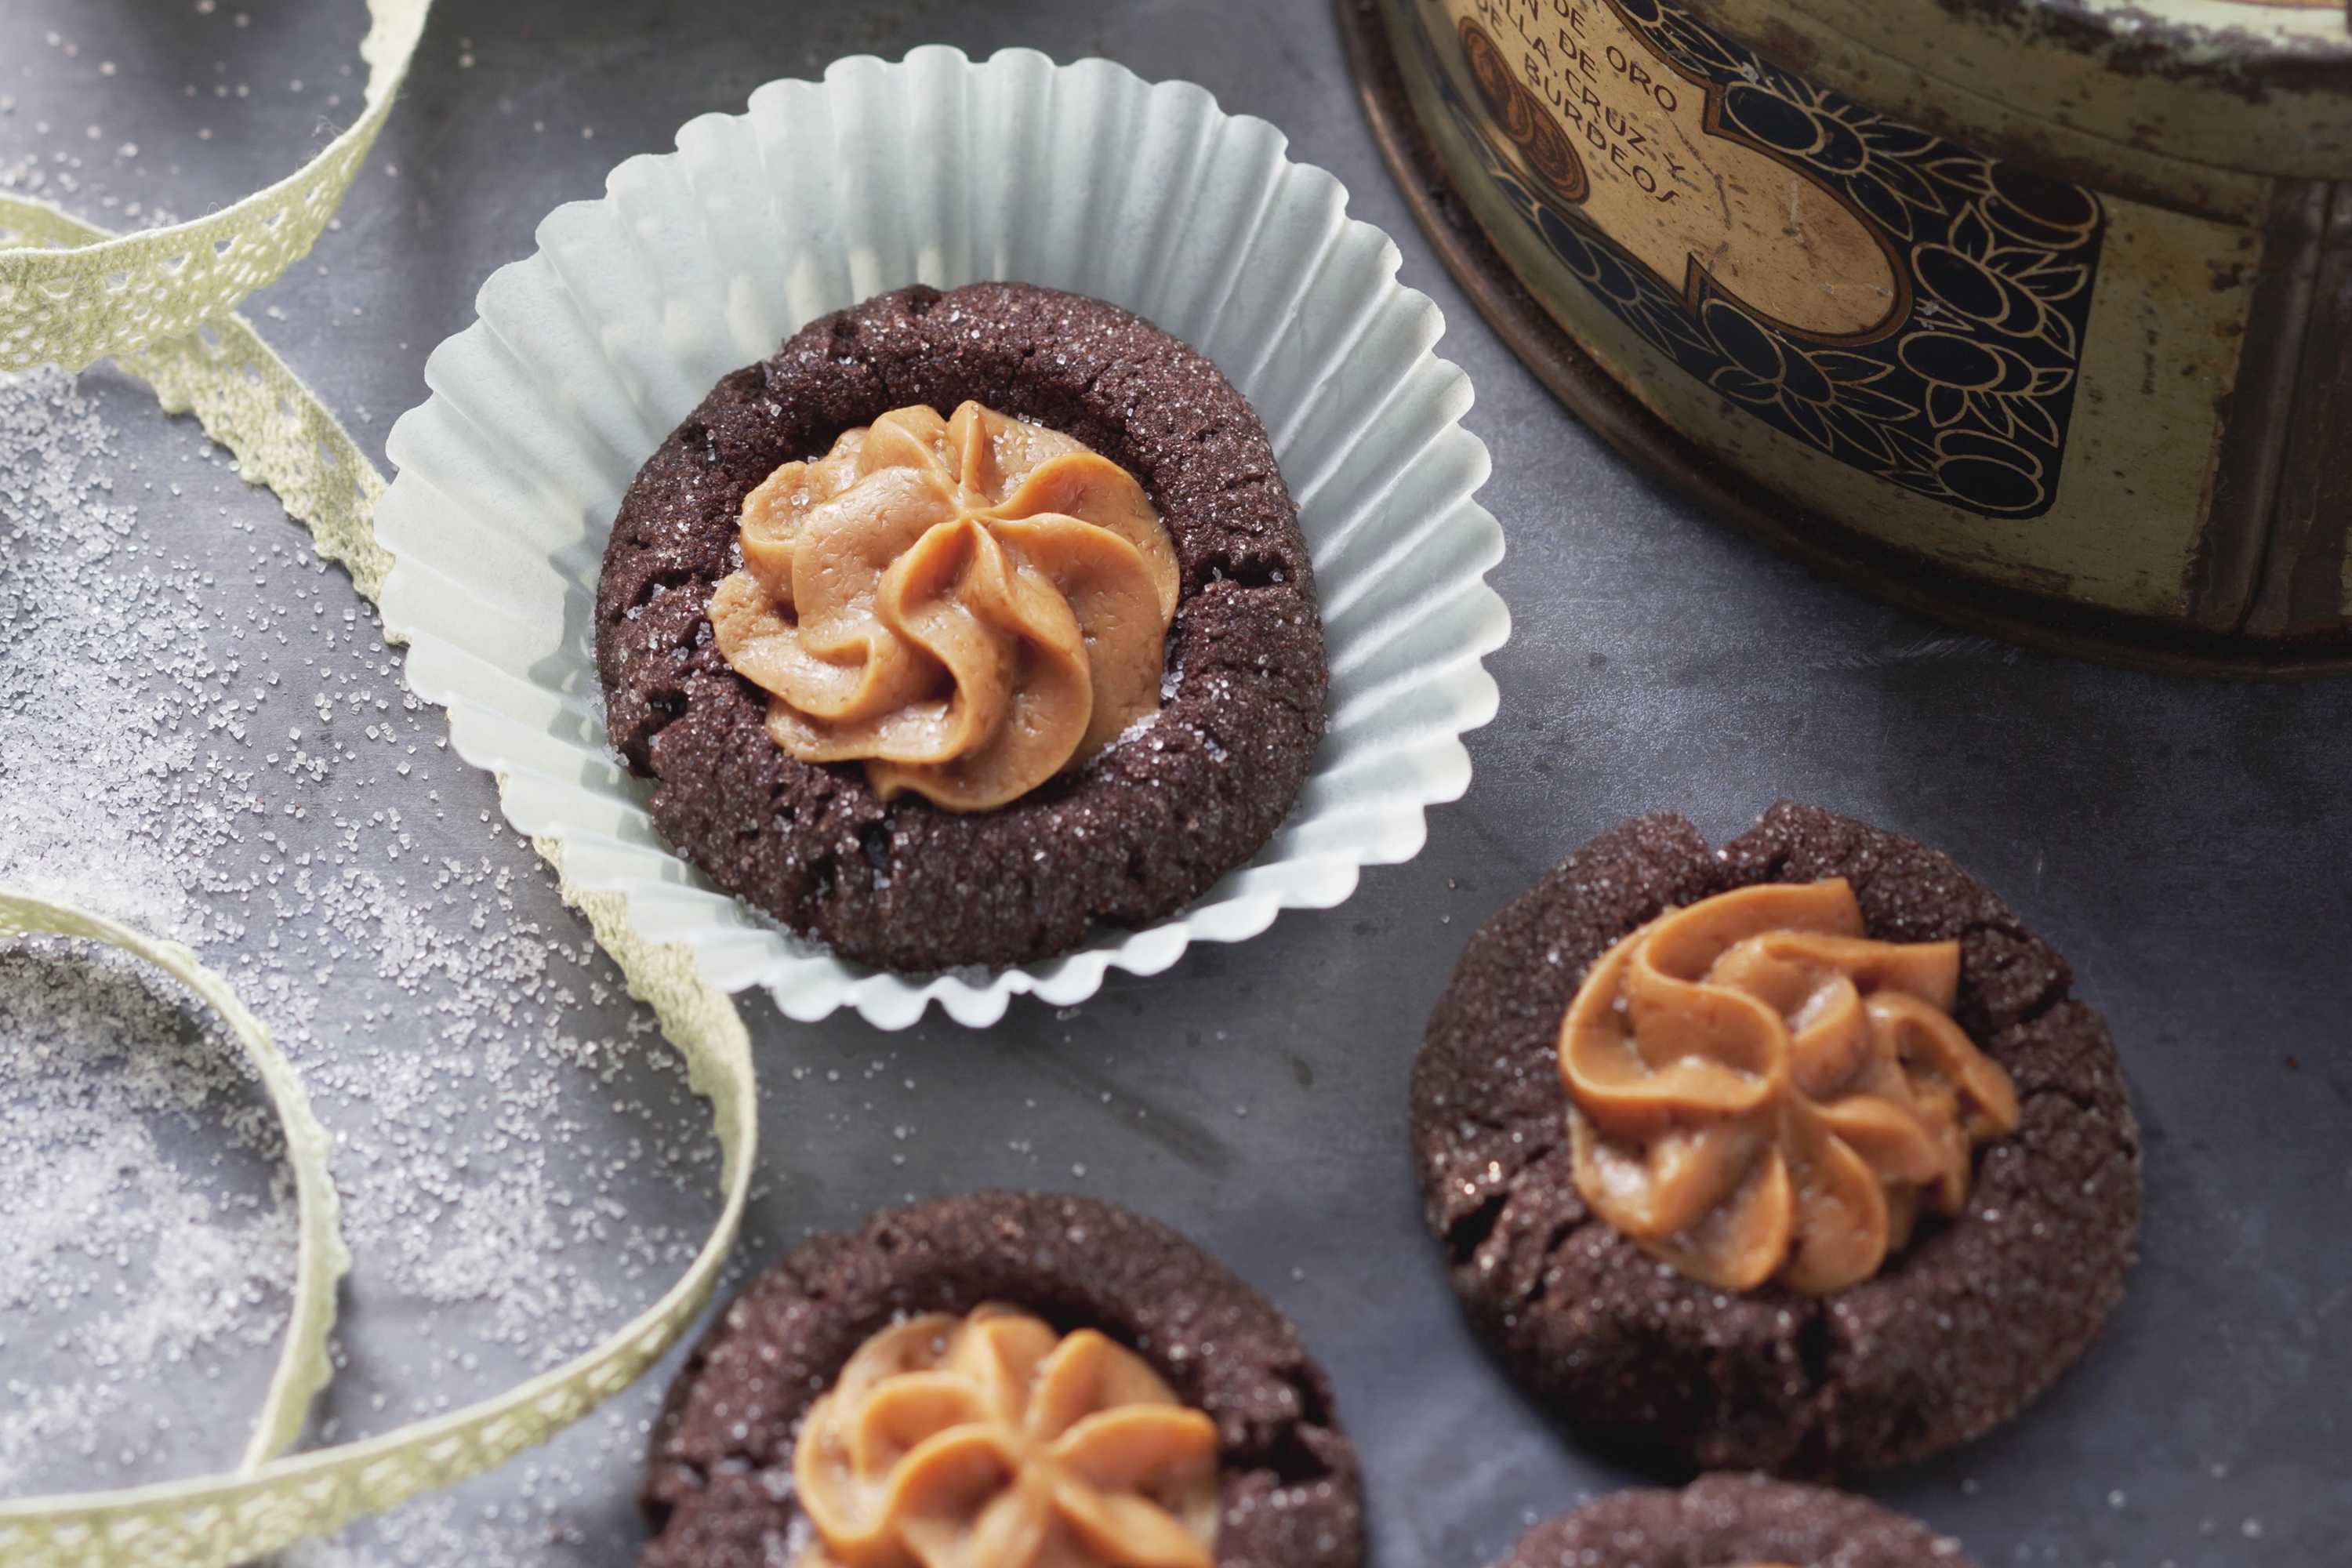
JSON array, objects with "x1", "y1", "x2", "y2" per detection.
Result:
[{"x1": 1428, "y1": 0, "x2": 2105, "y2": 520}]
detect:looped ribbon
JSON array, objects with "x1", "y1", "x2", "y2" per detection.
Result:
[
  {"x1": 0, "y1": 871, "x2": 757, "y2": 1568},
  {"x1": 0, "y1": 4, "x2": 764, "y2": 1562},
  {"x1": 0, "y1": 892, "x2": 352, "y2": 1478}
]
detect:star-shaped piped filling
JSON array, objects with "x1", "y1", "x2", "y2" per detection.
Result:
[
  {"x1": 792, "y1": 1305, "x2": 1218, "y2": 1568},
  {"x1": 1561, "y1": 878, "x2": 2020, "y2": 1294},
  {"x1": 710, "y1": 402, "x2": 1180, "y2": 812}
]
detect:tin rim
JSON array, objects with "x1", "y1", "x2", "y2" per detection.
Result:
[{"x1": 1335, "y1": 0, "x2": 2352, "y2": 681}]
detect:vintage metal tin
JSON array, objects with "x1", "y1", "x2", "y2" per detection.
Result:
[{"x1": 1345, "y1": 0, "x2": 2352, "y2": 671}]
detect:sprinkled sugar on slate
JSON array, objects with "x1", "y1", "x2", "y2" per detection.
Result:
[{"x1": 0, "y1": 365, "x2": 720, "y2": 1557}]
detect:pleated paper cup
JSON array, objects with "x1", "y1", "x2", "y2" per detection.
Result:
[{"x1": 376, "y1": 45, "x2": 1509, "y2": 1029}]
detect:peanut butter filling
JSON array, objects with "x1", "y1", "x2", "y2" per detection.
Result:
[
  {"x1": 1559, "y1": 879, "x2": 2020, "y2": 1294},
  {"x1": 790, "y1": 1305, "x2": 1219, "y2": 1568},
  {"x1": 709, "y1": 401, "x2": 1180, "y2": 812}
]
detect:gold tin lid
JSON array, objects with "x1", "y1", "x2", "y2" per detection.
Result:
[{"x1": 1693, "y1": 2, "x2": 2352, "y2": 188}]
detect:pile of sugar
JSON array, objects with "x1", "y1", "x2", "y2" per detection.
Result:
[
  {"x1": 0, "y1": 946, "x2": 295, "y2": 1483},
  {"x1": 0, "y1": 361, "x2": 720, "y2": 1563}
]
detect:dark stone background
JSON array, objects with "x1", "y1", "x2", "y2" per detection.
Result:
[{"x1": 4, "y1": 2, "x2": 2345, "y2": 1563}]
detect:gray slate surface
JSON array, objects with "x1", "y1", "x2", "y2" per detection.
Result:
[{"x1": 5, "y1": 2, "x2": 2348, "y2": 1563}]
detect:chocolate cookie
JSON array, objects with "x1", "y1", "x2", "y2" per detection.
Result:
[
  {"x1": 595, "y1": 282, "x2": 1327, "y2": 971},
  {"x1": 1494, "y1": 1474, "x2": 1976, "y2": 1568},
  {"x1": 1412, "y1": 802, "x2": 2140, "y2": 1474},
  {"x1": 639, "y1": 1192, "x2": 1365, "y2": 1568}
]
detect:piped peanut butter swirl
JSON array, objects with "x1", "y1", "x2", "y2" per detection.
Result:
[
  {"x1": 1560, "y1": 879, "x2": 2019, "y2": 1294},
  {"x1": 790, "y1": 1305, "x2": 1219, "y2": 1568},
  {"x1": 709, "y1": 402, "x2": 1180, "y2": 812}
]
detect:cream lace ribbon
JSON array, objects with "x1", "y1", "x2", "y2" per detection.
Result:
[
  {"x1": 0, "y1": 873, "x2": 757, "y2": 1568},
  {"x1": 0, "y1": 5, "x2": 764, "y2": 1559},
  {"x1": 0, "y1": 0, "x2": 430, "y2": 373}
]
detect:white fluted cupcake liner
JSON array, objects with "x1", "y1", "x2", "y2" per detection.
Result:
[{"x1": 376, "y1": 45, "x2": 1508, "y2": 1029}]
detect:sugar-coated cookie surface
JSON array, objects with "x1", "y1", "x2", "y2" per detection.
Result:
[
  {"x1": 1492, "y1": 1474, "x2": 1977, "y2": 1568},
  {"x1": 596, "y1": 282, "x2": 1325, "y2": 971}
]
